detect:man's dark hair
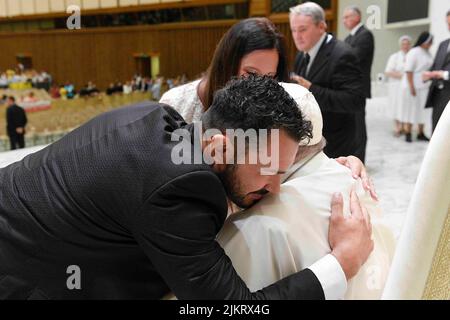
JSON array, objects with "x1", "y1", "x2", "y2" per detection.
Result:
[
  {"x1": 8, "y1": 96, "x2": 15, "y2": 102},
  {"x1": 447, "y1": 9, "x2": 450, "y2": 17},
  {"x1": 202, "y1": 74, "x2": 312, "y2": 143}
]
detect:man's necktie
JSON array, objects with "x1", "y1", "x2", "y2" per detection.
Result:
[
  {"x1": 345, "y1": 34, "x2": 353, "y2": 45},
  {"x1": 298, "y1": 53, "x2": 310, "y2": 78},
  {"x1": 444, "y1": 50, "x2": 450, "y2": 67}
]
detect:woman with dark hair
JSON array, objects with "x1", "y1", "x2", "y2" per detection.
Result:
[
  {"x1": 399, "y1": 31, "x2": 434, "y2": 142},
  {"x1": 160, "y1": 17, "x2": 289, "y2": 123}
]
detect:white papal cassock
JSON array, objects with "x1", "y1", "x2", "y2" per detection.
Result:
[{"x1": 218, "y1": 152, "x2": 396, "y2": 299}]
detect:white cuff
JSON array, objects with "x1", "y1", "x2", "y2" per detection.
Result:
[
  {"x1": 309, "y1": 254, "x2": 348, "y2": 300},
  {"x1": 443, "y1": 71, "x2": 449, "y2": 81}
]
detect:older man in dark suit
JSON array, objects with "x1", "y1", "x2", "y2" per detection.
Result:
[
  {"x1": 424, "y1": 10, "x2": 450, "y2": 132},
  {"x1": 343, "y1": 6, "x2": 374, "y2": 163},
  {"x1": 290, "y1": 2, "x2": 366, "y2": 159}
]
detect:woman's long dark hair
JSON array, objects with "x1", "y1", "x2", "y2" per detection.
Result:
[{"x1": 202, "y1": 18, "x2": 289, "y2": 109}]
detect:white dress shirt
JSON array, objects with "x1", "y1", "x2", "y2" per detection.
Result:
[{"x1": 441, "y1": 41, "x2": 449, "y2": 80}]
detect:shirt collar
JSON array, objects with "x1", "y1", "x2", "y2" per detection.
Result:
[
  {"x1": 350, "y1": 22, "x2": 364, "y2": 36},
  {"x1": 283, "y1": 151, "x2": 328, "y2": 182},
  {"x1": 306, "y1": 33, "x2": 327, "y2": 62}
]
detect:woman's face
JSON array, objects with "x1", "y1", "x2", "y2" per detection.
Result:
[{"x1": 238, "y1": 48, "x2": 279, "y2": 78}]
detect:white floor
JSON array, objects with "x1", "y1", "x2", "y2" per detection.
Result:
[
  {"x1": 365, "y1": 95, "x2": 431, "y2": 238},
  {"x1": 0, "y1": 93, "x2": 431, "y2": 239}
]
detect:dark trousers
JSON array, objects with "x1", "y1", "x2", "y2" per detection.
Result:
[
  {"x1": 431, "y1": 101, "x2": 448, "y2": 133},
  {"x1": 8, "y1": 132, "x2": 25, "y2": 150},
  {"x1": 354, "y1": 110, "x2": 367, "y2": 163}
]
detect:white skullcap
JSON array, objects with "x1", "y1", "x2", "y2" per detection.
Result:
[{"x1": 280, "y1": 82, "x2": 323, "y2": 146}]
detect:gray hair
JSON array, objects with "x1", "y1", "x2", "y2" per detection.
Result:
[
  {"x1": 290, "y1": 2, "x2": 325, "y2": 24},
  {"x1": 344, "y1": 5, "x2": 362, "y2": 17}
]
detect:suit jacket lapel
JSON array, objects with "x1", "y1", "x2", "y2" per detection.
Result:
[
  {"x1": 355, "y1": 25, "x2": 365, "y2": 37},
  {"x1": 344, "y1": 34, "x2": 353, "y2": 45},
  {"x1": 307, "y1": 36, "x2": 334, "y2": 81},
  {"x1": 345, "y1": 25, "x2": 365, "y2": 45},
  {"x1": 442, "y1": 39, "x2": 450, "y2": 67},
  {"x1": 294, "y1": 52, "x2": 305, "y2": 75},
  {"x1": 433, "y1": 39, "x2": 450, "y2": 70}
]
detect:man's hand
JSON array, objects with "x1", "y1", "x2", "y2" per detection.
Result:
[
  {"x1": 291, "y1": 75, "x2": 312, "y2": 90},
  {"x1": 16, "y1": 127, "x2": 24, "y2": 134},
  {"x1": 424, "y1": 70, "x2": 446, "y2": 81},
  {"x1": 328, "y1": 191, "x2": 374, "y2": 280},
  {"x1": 335, "y1": 156, "x2": 378, "y2": 201}
]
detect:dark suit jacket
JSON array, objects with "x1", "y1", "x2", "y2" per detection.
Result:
[
  {"x1": 426, "y1": 38, "x2": 450, "y2": 110},
  {"x1": 345, "y1": 26, "x2": 375, "y2": 99},
  {"x1": 294, "y1": 35, "x2": 366, "y2": 158},
  {"x1": 0, "y1": 102, "x2": 324, "y2": 299},
  {"x1": 6, "y1": 104, "x2": 27, "y2": 135}
]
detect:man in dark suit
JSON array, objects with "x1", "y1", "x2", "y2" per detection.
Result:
[
  {"x1": 424, "y1": 10, "x2": 450, "y2": 131},
  {"x1": 0, "y1": 75, "x2": 373, "y2": 299},
  {"x1": 6, "y1": 96, "x2": 28, "y2": 150},
  {"x1": 290, "y1": 2, "x2": 366, "y2": 159},
  {"x1": 343, "y1": 6, "x2": 374, "y2": 163}
]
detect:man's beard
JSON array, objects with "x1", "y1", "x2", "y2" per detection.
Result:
[{"x1": 218, "y1": 165, "x2": 268, "y2": 209}]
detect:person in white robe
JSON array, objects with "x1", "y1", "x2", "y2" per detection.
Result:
[
  {"x1": 385, "y1": 35, "x2": 411, "y2": 136},
  {"x1": 399, "y1": 32, "x2": 433, "y2": 143},
  {"x1": 217, "y1": 83, "x2": 396, "y2": 300}
]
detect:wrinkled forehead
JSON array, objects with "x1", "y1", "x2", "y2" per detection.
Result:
[{"x1": 290, "y1": 14, "x2": 316, "y2": 26}]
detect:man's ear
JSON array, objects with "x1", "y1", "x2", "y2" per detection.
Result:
[{"x1": 206, "y1": 134, "x2": 231, "y2": 173}]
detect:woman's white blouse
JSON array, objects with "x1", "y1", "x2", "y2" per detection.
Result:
[{"x1": 159, "y1": 79, "x2": 204, "y2": 123}]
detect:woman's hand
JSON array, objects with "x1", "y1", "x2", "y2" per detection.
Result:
[{"x1": 335, "y1": 156, "x2": 378, "y2": 201}]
